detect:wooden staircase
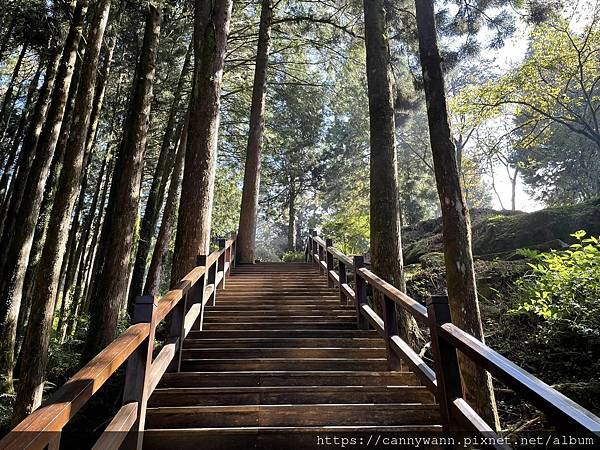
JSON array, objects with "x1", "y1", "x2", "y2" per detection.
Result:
[{"x1": 144, "y1": 262, "x2": 441, "y2": 449}]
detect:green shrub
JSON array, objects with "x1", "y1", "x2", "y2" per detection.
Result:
[
  {"x1": 512, "y1": 230, "x2": 600, "y2": 337},
  {"x1": 282, "y1": 251, "x2": 305, "y2": 262}
]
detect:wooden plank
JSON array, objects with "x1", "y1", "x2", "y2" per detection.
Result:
[
  {"x1": 0, "y1": 323, "x2": 149, "y2": 450},
  {"x1": 360, "y1": 304, "x2": 384, "y2": 333},
  {"x1": 91, "y1": 402, "x2": 138, "y2": 450},
  {"x1": 389, "y1": 336, "x2": 437, "y2": 393},
  {"x1": 341, "y1": 283, "x2": 355, "y2": 302},
  {"x1": 328, "y1": 270, "x2": 339, "y2": 286},
  {"x1": 147, "y1": 339, "x2": 178, "y2": 395},
  {"x1": 357, "y1": 268, "x2": 428, "y2": 323},
  {"x1": 328, "y1": 247, "x2": 354, "y2": 267},
  {"x1": 439, "y1": 322, "x2": 600, "y2": 433},
  {"x1": 451, "y1": 399, "x2": 510, "y2": 450},
  {"x1": 183, "y1": 303, "x2": 202, "y2": 337}
]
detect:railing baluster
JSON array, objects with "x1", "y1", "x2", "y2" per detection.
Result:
[
  {"x1": 196, "y1": 254, "x2": 208, "y2": 330},
  {"x1": 381, "y1": 294, "x2": 402, "y2": 371},
  {"x1": 353, "y1": 255, "x2": 369, "y2": 330},
  {"x1": 427, "y1": 294, "x2": 463, "y2": 431},
  {"x1": 325, "y1": 238, "x2": 334, "y2": 288},
  {"x1": 317, "y1": 238, "x2": 324, "y2": 275},
  {"x1": 338, "y1": 259, "x2": 347, "y2": 305},
  {"x1": 218, "y1": 238, "x2": 226, "y2": 289},
  {"x1": 167, "y1": 286, "x2": 188, "y2": 372},
  {"x1": 311, "y1": 230, "x2": 318, "y2": 267},
  {"x1": 122, "y1": 295, "x2": 157, "y2": 449}
]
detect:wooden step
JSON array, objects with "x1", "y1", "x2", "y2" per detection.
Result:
[
  {"x1": 183, "y1": 337, "x2": 384, "y2": 348},
  {"x1": 145, "y1": 403, "x2": 440, "y2": 428},
  {"x1": 143, "y1": 426, "x2": 444, "y2": 450},
  {"x1": 148, "y1": 385, "x2": 434, "y2": 407},
  {"x1": 203, "y1": 322, "x2": 358, "y2": 330},
  {"x1": 206, "y1": 305, "x2": 354, "y2": 312},
  {"x1": 203, "y1": 315, "x2": 356, "y2": 322},
  {"x1": 180, "y1": 358, "x2": 389, "y2": 372},
  {"x1": 158, "y1": 371, "x2": 419, "y2": 388},
  {"x1": 186, "y1": 330, "x2": 379, "y2": 339},
  {"x1": 181, "y1": 347, "x2": 387, "y2": 359}
]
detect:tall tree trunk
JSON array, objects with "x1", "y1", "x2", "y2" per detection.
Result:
[
  {"x1": 66, "y1": 149, "x2": 114, "y2": 339},
  {"x1": 363, "y1": 0, "x2": 422, "y2": 350},
  {"x1": 18, "y1": 44, "x2": 85, "y2": 342},
  {"x1": 287, "y1": 187, "x2": 296, "y2": 252},
  {"x1": 0, "y1": 49, "x2": 59, "y2": 236},
  {"x1": 0, "y1": 40, "x2": 27, "y2": 138},
  {"x1": 171, "y1": 0, "x2": 233, "y2": 284},
  {"x1": 144, "y1": 121, "x2": 187, "y2": 295},
  {"x1": 236, "y1": 0, "x2": 273, "y2": 263},
  {"x1": 414, "y1": 0, "x2": 500, "y2": 429},
  {"x1": 127, "y1": 41, "x2": 192, "y2": 313},
  {"x1": 11, "y1": 0, "x2": 112, "y2": 423},
  {"x1": 0, "y1": 61, "x2": 42, "y2": 204},
  {"x1": 82, "y1": 1, "x2": 163, "y2": 363},
  {"x1": 0, "y1": 14, "x2": 16, "y2": 63},
  {"x1": 0, "y1": 1, "x2": 87, "y2": 394}
]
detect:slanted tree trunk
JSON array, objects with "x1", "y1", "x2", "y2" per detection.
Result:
[
  {"x1": 127, "y1": 41, "x2": 192, "y2": 313},
  {"x1": 0, "y1": 0, "x2": 88, "y2": 394},
  {"x1": 0, "y1": 39, "x2": 27, "y2": 138},
  {"x1": 236, "y1": 0, "x2": 273, "y2": 263},
  {"x1": 287, "y1": 186, "x2": 296, "y2": 252},
  {"x1": 171, "y1": 0, "x2": 233, "y2": 284},
  {"x1": 18, "y1": 44, "x2": 86, "y2": 341},
  {"x1": 0, "y1": 48, "x2": 60, "y2": 235},
  {"x1": 0, "y1": 14, "x2": 16, "y2": 63},
  {"x1": 82, "y1": 1, "x2": 163, "y2": 363},
  {"x1": 11, "y1": 0, "x2": 112, "y2": 423},
  {"x1": 0, "y1": 61, "x2": 42, "y2": 204},
  {"x1": 414, "y1": 0, "x2": 500, "y2": 429},
  {"x1": 363, "y1": 0, "x2": 422, "y2": 350},
  {"x1": 144, "y1": 121, "x2": 187, "y2": 295}
]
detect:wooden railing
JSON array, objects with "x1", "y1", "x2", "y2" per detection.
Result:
[
  {"x1": 1, "y1": 237, "x2": 237, "y2": 450},
  {"x1": 305, "y1": 231, "x2": 600, "y2": 444}
]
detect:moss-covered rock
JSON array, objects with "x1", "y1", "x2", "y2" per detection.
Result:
[{"x1": 402, "y1": 198, "x2": 600, "y2": 263}]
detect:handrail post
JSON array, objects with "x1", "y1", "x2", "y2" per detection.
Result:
[
  {"x1": 195, "y1": 255, "x2": 208, "y2": 330},
  {"x1": 325, "y1": 238, "x2": 334, "y2": 287},
  {"x1": 353, "y1": 255, "x2": 369, "y2": 330},
  {"x1": 318, "y1": 238, "x2": 325, "y2": 275},
  {"x1": 208, "y1": 251, "x2": 218, "y2": 306},
  {"x1": 427, "y1": 294, "x2": 463, "y2": 431},
  {"x1": 218, "y1": 238, "x2": 226, "y2": 289},
  {"x1": 338, "y1": 259, "x2": 347, "y2": 305},
  {"x1": 311, "y1": 230, "x2": 318, "y2": 267},
  {"x1": 122, "y1": 295, "x2": 157, "y2": 449},
  {"x1": 167, "y1": 284, "x2": 189, "y2": 372},
  {"x1": 305, "y1": 230, "x2": 314, "y2": 262},
  {"x1": 381, "y1": 294, "x2": 402, "y2": 371}
]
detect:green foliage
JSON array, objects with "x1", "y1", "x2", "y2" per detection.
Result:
[
  {"x1": 281, "y1": 251, "x2": 305, "y2": 262},
  {"x1": 513, "y1": 231, "x2": 600, "y2": 337}
]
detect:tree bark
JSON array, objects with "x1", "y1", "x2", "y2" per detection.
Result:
[
  {"x1": 0, "y1": 49, "x2": 59, "y2": 236},
  {"x1": 171, "y1": 0, "x2": 233, "y2": 284},
  {"x1": 287, "y1": 187, "x2": 296, "y2": 252},
  {"x1": 0, "y1": 61, "x2": 42, "y2": 205},
  {"x1": 414, "y1": 0, "x2": 500, "y2": 429},
  {"x1": 363, "y1": 0, "x2": 422, "y2": 350},
  {"x1": 11, "y1": 0, "x2": 112, "y2": 423},
  {"x1": 144, "y1": 121, "x2": 187, "y2": 295},
  {"x1": 0, "y1": 1, "x2": 88, "y2": 394},
  {"x1": 127, "y1": 40, "x2": 192, "y2": 313},
  {"x1": 236, "y1": 0, "x2": 273, "y2": 263},
  {"x1": 82, "y1": 1, "x2": 163, "y2": 363},
  {"x1": 0, "y1": 39, "x2": 28, "y2": 139}
]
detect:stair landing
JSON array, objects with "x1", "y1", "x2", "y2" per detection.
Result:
[{"x1": 144, "y1": 262, "x2": 441, "y2": 449}]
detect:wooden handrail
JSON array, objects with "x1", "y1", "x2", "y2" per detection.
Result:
[
  {"x1": 305, "y1": 232, "x2": 600, "y2": 439},
  {"x1": 1, "y1": 236, "x2": 237, "y2": 450}
]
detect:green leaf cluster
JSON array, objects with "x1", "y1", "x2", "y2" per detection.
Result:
[{"x1": 513, "y1": 230, "x2": 600, "y2": 337}]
